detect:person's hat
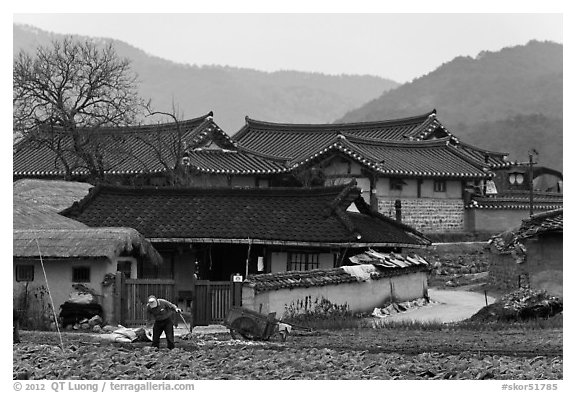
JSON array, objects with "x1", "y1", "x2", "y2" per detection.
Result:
[{"x1": 147, "y1": 295, "x2": 157, "y2": 304}]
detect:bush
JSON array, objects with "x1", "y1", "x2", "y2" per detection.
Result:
[{"x1": 283, "y1": 296, "x2": 362, "y2": 330}]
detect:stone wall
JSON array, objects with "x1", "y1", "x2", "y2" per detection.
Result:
[
  {"x1": 378, "y1": 197, "x2": 465, "y2": 233},
  {"x1": 487, "y1": 252, "x2": 527, "y2": 292},
  {"x1": 416, "y1": 242, "x2": 492, "y2": 288}
]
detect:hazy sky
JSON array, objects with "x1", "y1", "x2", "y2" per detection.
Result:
[{"x1": 12, "y1": 13, "x2": 562, "y2": 83}]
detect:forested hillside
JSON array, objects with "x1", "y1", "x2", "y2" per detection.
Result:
[{"x1": 339, "y1": 41, "x2": 563, "y2": 170}]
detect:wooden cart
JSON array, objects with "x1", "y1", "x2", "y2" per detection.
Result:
[{"x1": 224, "y1": 307, "x2": 288, "y2": 341}]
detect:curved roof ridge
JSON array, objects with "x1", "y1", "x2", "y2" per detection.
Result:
[
  {"x1": 40, "y1": 112, "x2": 214, "y2": 135},
  {"x1": 457, "y1": 141, "x2": 509, "y2": 157},
  {"x1": 287, "y1": 134, "x2": 383, "y2": 169},
  {"x1": 342, "y1": 133, "x2": 452, "y2": 147},
  {"x1": 243, "y1": 109, "x2": 437, "y2": 131}
]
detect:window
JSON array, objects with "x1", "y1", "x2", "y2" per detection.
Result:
[
  {"x1": 287, "y1": 252, "x2": 319, "y2": 271},
  {"x1": 390, "y1": 178, "x2": 405, "y2": 191},
  {"x1": 117, "y1": 260, "x2": 133, "y2": 279},
  {"x1": 72, "y1": 267, "x2": 91, "y2": 283},
  {"x1": 433, "y1": 180, "x2": 447, "y2": 192},
  {"x1": 15, "y1": 265, "x2": 34, "y2": 282}
]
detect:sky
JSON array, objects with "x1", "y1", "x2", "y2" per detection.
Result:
[{"x1": 11, "y1": 13, "x2": 563, "y2": 83}]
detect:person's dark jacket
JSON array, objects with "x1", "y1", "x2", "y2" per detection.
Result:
[{"x1": 147, "y1": 299, "x2": 178, "y2": 322}]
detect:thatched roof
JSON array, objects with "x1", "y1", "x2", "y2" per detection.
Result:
[
  {"x1": 13, "y1": 179, "x2": 93, "y2": 212},
  {"x1": 14, "y1": 204, "x2": 88, "y2": 230},
  {"x1": 13, "y1": 179, "x2": 93, "y2": 230},
  {"x1": 13, "y1": 228, "x2": 162, "y2": 265}
]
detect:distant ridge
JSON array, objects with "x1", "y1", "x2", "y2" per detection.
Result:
[
  {"x1": 13, "y1": 24, "x2": 399, "y2": 133},
  {"x1": 338, "y1": 40, "x2": 563, "y2": 170}
]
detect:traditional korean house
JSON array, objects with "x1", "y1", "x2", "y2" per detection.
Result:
[
  {"x1": 232, "y1": 110, "x2": 562, "y2": 235},
  {"x1": 232, "y1": 111, "x2": 493, "y2": 233},
  {"x1": 60, "y1": 181, "x2": 430, "y2": 323},
  {"x1": 12, "y1": 112, "x2": 288, "y2": 187}
]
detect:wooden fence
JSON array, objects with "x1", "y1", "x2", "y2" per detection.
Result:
[
  {"x1": 194, "y1": 280, "x2": 231, "y2": 326},
  {"x1": 122, "y1": 278, "x2": 176, "y2": 326}
]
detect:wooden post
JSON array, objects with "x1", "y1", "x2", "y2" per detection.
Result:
[
  {"x1": 529, "y1": 153, "x2": 534, "y2": 217},
  {"x1": 114, "y1": 272, "x2": 124, "y2": 325},
  {"x1": 394, "y1": 199, "x2": 402, "y2": 222},
  {"x1": 230, "y1": 273, "x2": 243, "y2": 307}
]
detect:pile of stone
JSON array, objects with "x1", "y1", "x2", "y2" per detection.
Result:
[
  {"x1": 432, "y1": 258, "x2": 488, "y2": 276},
  {"x1": 371, "y1": 298, "x2": 432, "y2": 318},
  {"x1": 469, "y1": 288, "x2": 563, "y2": 322},
  {"x1": 66, "y1": 315, "x2": 106, "y2": 333}
]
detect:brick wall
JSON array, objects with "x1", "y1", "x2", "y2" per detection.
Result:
[{"x1": 378, "y1": 197, "x2": 464, "y2": 233}]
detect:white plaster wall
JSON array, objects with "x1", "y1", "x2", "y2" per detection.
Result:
[
  {"x1": 231, "y1": 176, "x2": 256, "y2": 187},
  {"x1": 421, "y1": 179, "x2": 462, "y2": 198},
  {"x1": 270, "y1": 252, "x2": 287, "y2": 273},
  {"x1": 13, "y1": 258, "x2": 117, "y2": 323},
  {"x1": 243, "y1": 271, "x2": 428, "y2": 318},
  {"x1": 376, "y1": 178, "x2": 418, "y2": 198},
  {"x1": 318, "y1": 254, "x2": 334, "y2": 270}
]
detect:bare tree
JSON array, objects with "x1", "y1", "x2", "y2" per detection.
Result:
[
  {"x1": 123, "y1": 103, "x2": 193, "y2": 186},
  {"x1": 13, "y1": 37, "x2": 145, "y2": 182}
]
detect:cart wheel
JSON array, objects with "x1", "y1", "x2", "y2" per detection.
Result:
[{"x1": 230, "y1": 317, "x2": 259, "y2": 340}]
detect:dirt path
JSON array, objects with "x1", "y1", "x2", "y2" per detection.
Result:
[{"x1": 381, "y1": 288, "x2": 495, "y2": 323}]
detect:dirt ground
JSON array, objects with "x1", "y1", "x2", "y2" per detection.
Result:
[
  {"x1": 13, "y1": 288, "x2": 562, "y2": 380},
  {"x1": 14, "y1": 323, "x2": 562, "y2": 380}
]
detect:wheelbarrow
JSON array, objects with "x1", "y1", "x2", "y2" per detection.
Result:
[{"x1": 224, "y1": 306, "x2": 297, "y2": 342}]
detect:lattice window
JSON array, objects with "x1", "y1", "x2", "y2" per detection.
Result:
[
  {"x1": 72, "y1": 267, "x2": 91, "y2": 283},
  {"x1": 433, "y1": 180, "x2": 447, "y2": 192},
  {"x1": 287, "y1": 252, "x2": 320, "y2": 271},
  {"x1": 15, "y1": 265, "x2": 34, "y2": 282}
]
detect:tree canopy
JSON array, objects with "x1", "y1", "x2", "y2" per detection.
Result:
[{"x1": 13, "y1": 38, "x2": 145, "y2": 181}]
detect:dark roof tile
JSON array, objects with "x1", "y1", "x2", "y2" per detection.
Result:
[{"x1": 61, "y1": 183, "x2": 430, "y2": 247}]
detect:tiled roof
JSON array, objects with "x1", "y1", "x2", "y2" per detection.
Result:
[
  {"x1": 244, "y1": 254, "x2": 428, "y2": 294},
  {"x1": 456, "y1": 142, "x2": 512, "y2": 169},
  {"x1": 468, "y1": 191, "x2": 563, "y2": 210},
  {"x1": 290, "y1": 136, "x2": 491, "y2": 179},
  {"x1": 489, "y1": 208, "x2": 562, "y2": 253},
  {"x1": 61, "y1": 182, "x2": 430, "y2": 247},
  {"x1": 244, "y1": 268, "x2": 359, "y2": 294},
  {"x1": 232, "y1": 111, "x2": 504, "y2": 178},
  {"x1": 232, "y1": 110, "x2": 446, "y2": 159},
  {"x1": 184, "y1": 148, "x2": 288, "y2": 175},
  {"x1": 517, "y1": 208, "x2": 562, "y2": 239},
  {"x1": 13, "y1": 113, "x2": 236, "y2": 176},
  {"x1": 348, "y1": 249, "x2": 429, "y2": 269}
]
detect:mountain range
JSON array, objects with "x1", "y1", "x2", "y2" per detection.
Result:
[
  {"x1": 13, "y1": 24, "x2": 398, "y2": 133},
  {"x1": 339, "y1": 40, "x2": 563, "y2": 170}
]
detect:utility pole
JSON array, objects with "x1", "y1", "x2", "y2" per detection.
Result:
[{"x1": 529, "y1": 152, "x2": 534, "y2": 217}]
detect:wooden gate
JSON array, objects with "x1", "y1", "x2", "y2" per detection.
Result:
[
  {"x1": 122, "y1": 278, "x2": 176, "y2": 326},
  {"x1": 194, "y1": 280, "x2": 231, "y2": 326}
]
